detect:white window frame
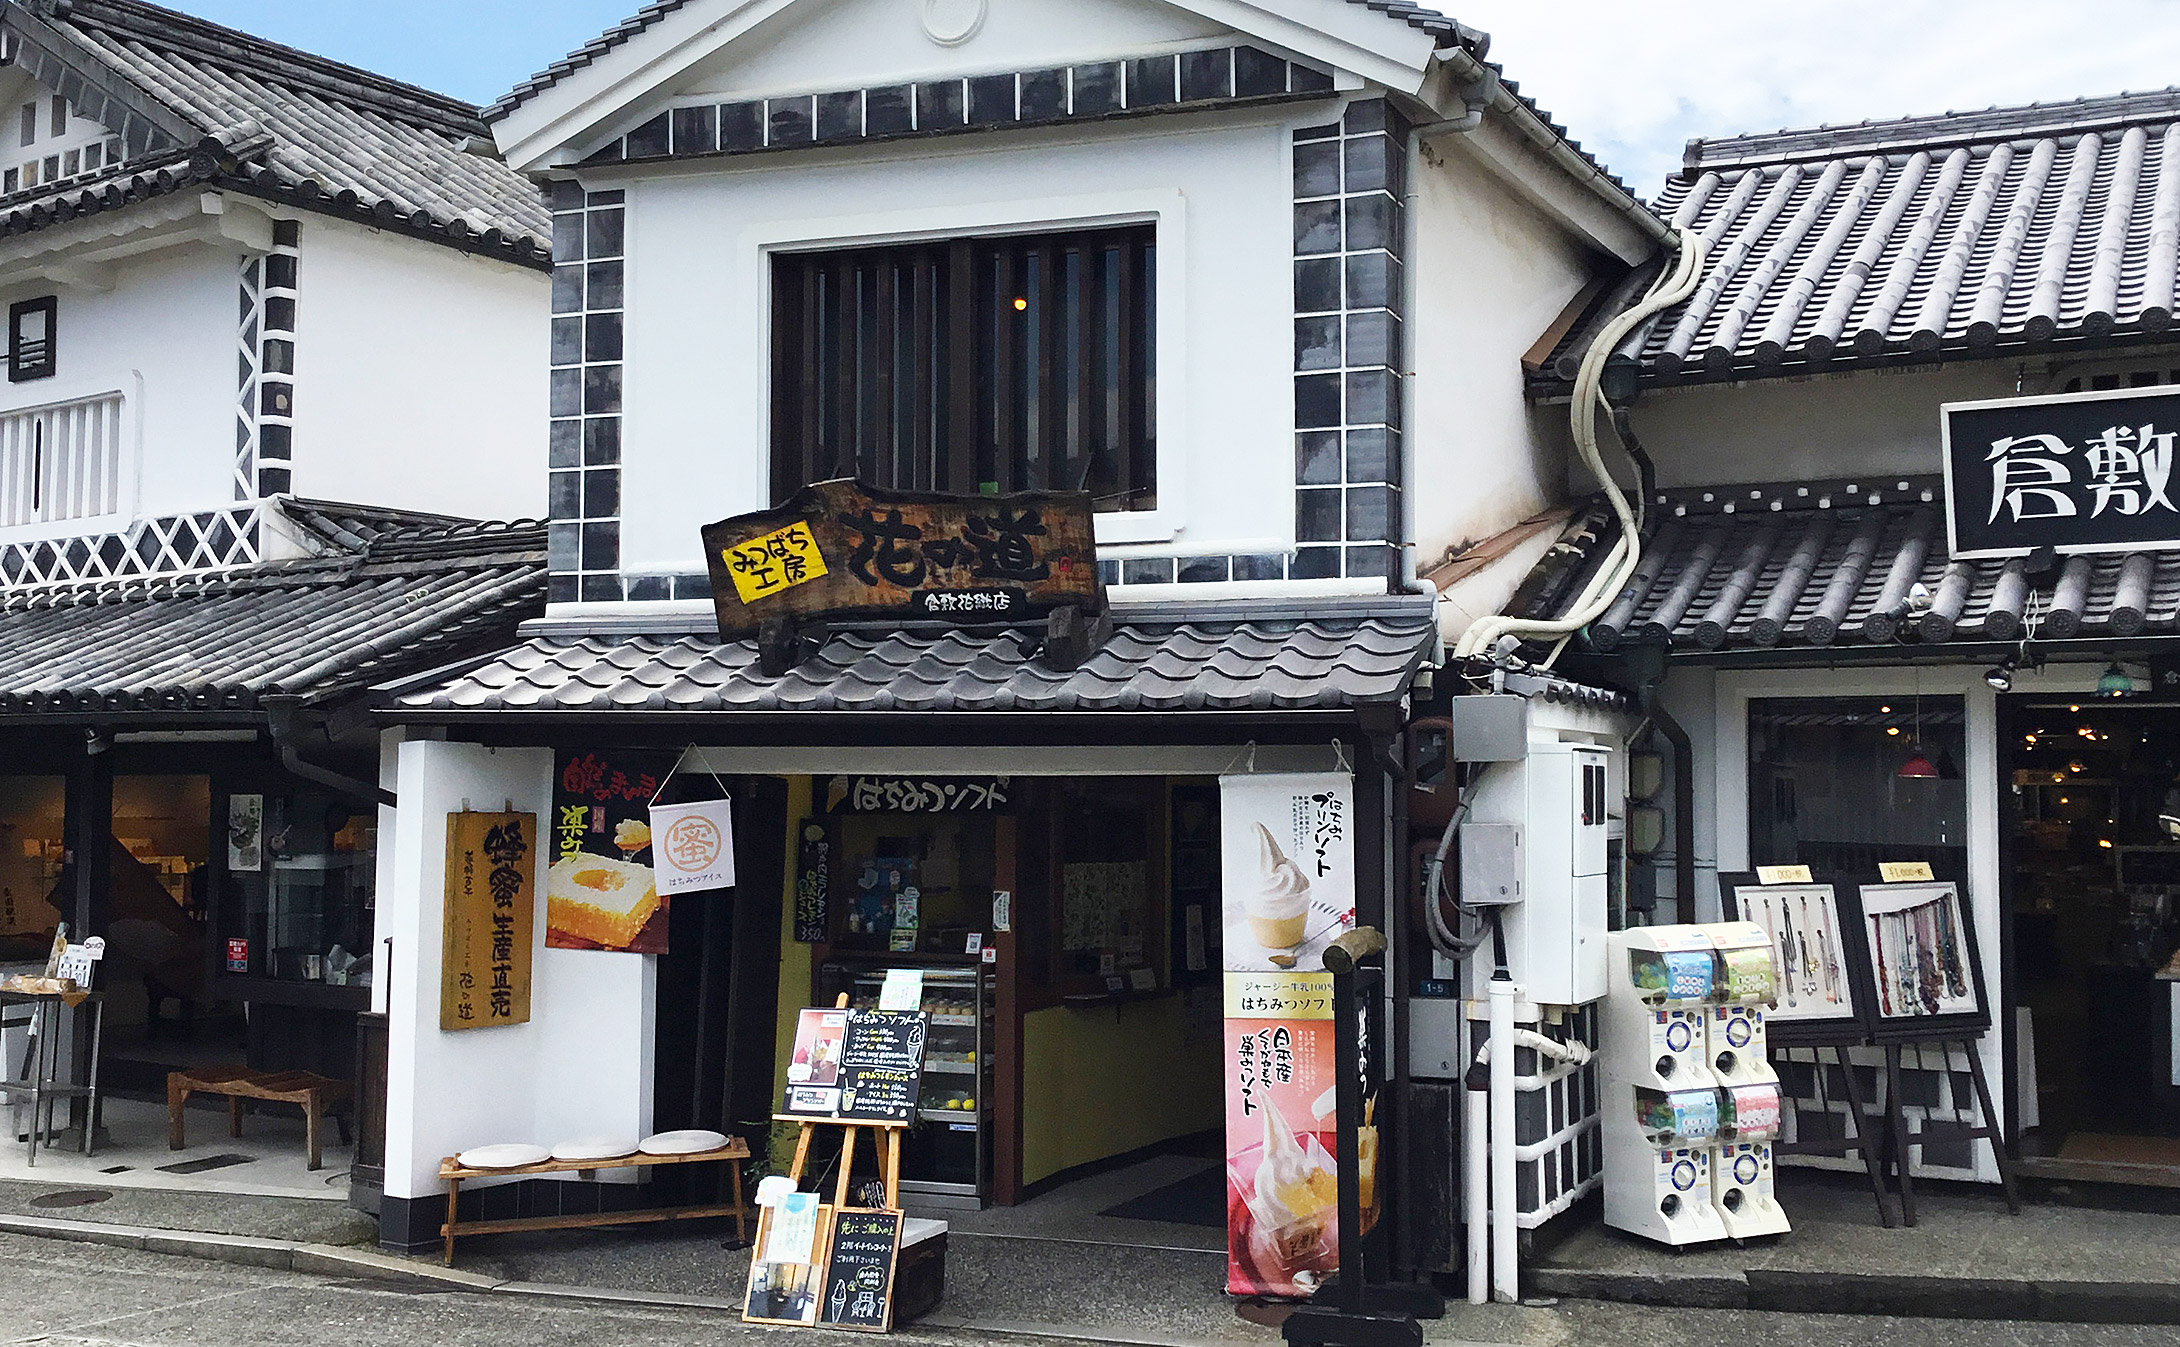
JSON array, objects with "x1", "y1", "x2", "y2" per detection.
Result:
[{"x1": 737, "y1": 188, "x2": 1189, "y2": 546}]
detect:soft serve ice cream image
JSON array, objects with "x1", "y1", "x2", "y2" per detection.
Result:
[
  {"x1": 1245, "y1": 823, "x2": 1312, "y2": 953},
  {"x1": 1224, "y1": 1028, "x2": 1343, "y2": 1296}
]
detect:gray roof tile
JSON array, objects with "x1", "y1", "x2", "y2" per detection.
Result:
[
  {"x1": 384, "y1": 603, "x2": 1436, "y2": 718},
  {"x1": 1595, "y1": 88, "x2": 2180, "y2": 388},
  {"x1": 0, "y1": 1, "x2": 549, "y2": 263},
  {"x1": 0, "y1": 499, "x2": 544, "y2": 716}
]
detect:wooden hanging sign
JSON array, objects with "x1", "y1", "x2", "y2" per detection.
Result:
[
  {"x1": 441, "y1": 812, "x2": 536, "y2": 1031},
  {"x1": 699, "y1": 479, "x2": 1103, "y2": 639}
]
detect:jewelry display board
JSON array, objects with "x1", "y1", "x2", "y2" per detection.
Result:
[
  {"x1": 1854, "y1": 879, "x2": 1989, "y2": 1042},
  {"x1": 1718, "y1": 875, "x2": 1863, "y2": 1045}
]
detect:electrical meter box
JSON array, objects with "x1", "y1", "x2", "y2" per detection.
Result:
[{"x1": 1462, "y1": 741, "x2": 1611, "y2": 1005}]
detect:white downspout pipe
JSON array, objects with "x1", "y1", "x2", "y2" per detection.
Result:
[
  {"x1": 1487, "y1": 976, "x2": 1520, "y2": 1303},
  {"x1": 1464, "y1": 1015, "x2": 1489, "y2": 1304}
]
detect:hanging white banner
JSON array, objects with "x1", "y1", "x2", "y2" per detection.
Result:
[
  {"x1": 1217, "y1": 772, "x2": 1355, "y2": 974},
  {"x1": 648, "y1": 798, "x2": 738, "y2": 895}
]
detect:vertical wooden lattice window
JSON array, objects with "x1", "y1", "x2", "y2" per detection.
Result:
[
  {"x1": 9, "y1": 295, "x2": 55, "y2": 382},
  {"x1": 771, "y1": 226, "x2": 1156, "y2": 512}
]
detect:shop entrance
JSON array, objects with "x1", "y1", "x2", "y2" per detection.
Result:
[
  {"x1": 2, "y1": 750, "x2": 370, "y2": 1195},
  {"x1": 788, "y1": 773, "x2": 1226, "y2": 1246},
  {"x1": 2004, "y1": 698, "x2": 2180, "y2": 1180}
]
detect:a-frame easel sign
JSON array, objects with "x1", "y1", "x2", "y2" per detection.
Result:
[{"x1": 745, "y1": 995, "x2": 925, "y2": 1333}]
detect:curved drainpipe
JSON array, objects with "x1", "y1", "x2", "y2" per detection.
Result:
[{"x1": 264, "y1": 695, "x2": 395, "y2": 808}]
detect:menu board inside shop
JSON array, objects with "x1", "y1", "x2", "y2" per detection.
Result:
[
  {"x1": 782, "y1": 1008, "x2": 928, "y2": 1123},
  {"x1": 820, "y1": 1208, "x2": 904, "y2": 1332}
]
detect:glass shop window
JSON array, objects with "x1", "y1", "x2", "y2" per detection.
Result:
[
  {"x1": 1747, "y1": 696, "x2": 1969, "y2": 877},
  {"x1": 0, "y1": 775, "x2": 65, "y2": 959},
  {"x1": 218, "y1": 790, "x2": 375, "y2": 986}
]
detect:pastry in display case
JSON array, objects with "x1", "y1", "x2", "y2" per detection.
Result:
[{"x1": 823, "y1": 958, "x2": 992, "y2": 1205}]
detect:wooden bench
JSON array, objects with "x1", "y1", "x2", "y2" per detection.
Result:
[
  {"x1": 167, "y1": 1066, "x2": 353, "y2": 1171},
  {"x1": 437, "y1": 1138, "x2": 750, "y2": 1267}
]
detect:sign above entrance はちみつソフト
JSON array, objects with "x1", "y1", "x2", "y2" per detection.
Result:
[
  {"x1": 699, "y1": 480, "x2": 1102, "y2": 639},
  {"x1": 1942, "y1": 385, "x2": 2180, "y2": 557}
]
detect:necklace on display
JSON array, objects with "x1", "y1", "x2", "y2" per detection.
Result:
[
  {"x1": 1870, "y1": 914, "x2": 1895, "y2": 1016},
  {"x1": 1797, "y1": 894, "x2": 1820, "y2": 995}
]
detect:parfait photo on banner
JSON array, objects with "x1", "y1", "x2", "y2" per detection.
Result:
[{"x1": 1217, "y1": 772, "x2": 1374, "y2": 1298}]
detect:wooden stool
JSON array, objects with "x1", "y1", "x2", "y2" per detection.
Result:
[{"x1": 167, "y1": 1066, "x2": 353, "y2": 1171}]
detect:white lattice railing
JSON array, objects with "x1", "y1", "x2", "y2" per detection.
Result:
[
  {"x1": 0, "y1": 391, "x2": 127, "y2": 529},
  {"x1": 0, "y1": 503, "x2": 268, "y2": 593}
]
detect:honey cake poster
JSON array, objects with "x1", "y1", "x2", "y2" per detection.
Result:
[
  {"x1": 1217, "y1": 773, "x2": 1368, "y2": 1298},
  {"x1": 549, "y1": 750, "x2": 674, "y2": 953}
]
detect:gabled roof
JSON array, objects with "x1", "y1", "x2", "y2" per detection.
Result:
[
  {"x1": 0, "y1": 497, "x2": 545, "y2": 717},
  {"x1": 0, "y1": 0, "x2": 550, "y2": 266},
  {"x1": 380, "y1": 598, "x2": 1437, "y2": 719},
  {"x1": 1593, "y1": 87, "x2": 2180, "y2": 391},
  {"x1": 487, "y1": 0, "x2": 1489, "y2": 121}
]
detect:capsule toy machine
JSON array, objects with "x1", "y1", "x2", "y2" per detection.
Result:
[
  {"x1": 1705, "y1": 922, "x2": 1789, "y2": 1239},
  {"x1": 1602, "y1": 927, "x2": 1728, "y2": 1245}
]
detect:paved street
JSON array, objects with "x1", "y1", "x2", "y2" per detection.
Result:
[{"x1": 4, "y1": 1230, "x2": 2180, "y2": 1347}]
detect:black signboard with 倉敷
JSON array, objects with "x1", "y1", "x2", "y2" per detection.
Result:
[
  {"x1": 1943, "y1": 385, "x2": 2180, "y2": 558},
  {"x1": 699, "y1": 479, "x2": 1103, "y2": 639}
]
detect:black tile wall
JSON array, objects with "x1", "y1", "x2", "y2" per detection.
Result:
[
  {"x1": 238, "y1": 224, "x2": 302, "y2": 501},
  {"x1": 548, "y1": 187, "x2": 624, "y2": 604}
]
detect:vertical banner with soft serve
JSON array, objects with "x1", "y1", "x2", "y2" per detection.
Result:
[{"x1": 1218, "y1": 772, "x2": 1356, "y2": 1297}]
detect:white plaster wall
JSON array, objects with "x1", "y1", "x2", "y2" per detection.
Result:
[
  {"x1": 1409, "y1": 136, "x2": 1598, "y2": 566},
  {"x1": 673, "y1": 0, "x2": 1226, "y2": 105},
  {"x1": 1629, "y1": 362, "x2": 2023, "y2": 489},
  {"x1": 0, "y1": 244, "x2": 237, "y2": 537},
  {"x1": 289, "y1": 219, "x2": 548, "y2": 522},
  {"x1": 379, "y1": 740, "x2": 655, "y2": 1202},
  {"x1": 609, "y1": 106, "x2": 1296, "y2": 577}
]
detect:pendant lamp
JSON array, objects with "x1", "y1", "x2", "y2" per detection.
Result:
[{"x1": 2097, "y1": 662, "x2": 2135, "y2": 697}]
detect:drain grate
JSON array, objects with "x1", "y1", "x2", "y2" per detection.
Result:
[
  {"x1": 156, "y1": 1152, "x2": 255, "y2": 1176},
  {"x1": 29, "y1": 1189, "x2": 112, "y2": 1209},
  {"x1": 98, "y1": 1165, "x2": 133, "y2": 1175}
]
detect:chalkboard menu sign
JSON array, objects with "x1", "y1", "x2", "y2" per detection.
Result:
[
  {"x1": 820, "y1": 1208, "x2": 903, "y2": 1332},
  {"x1": 781, "y1": 1008, "x2": 928, "y2": 1122},
  {"x1": 840, "y1": 1010, "x2": 927, "y2": 1123},
  {"x1": 793, "y1": 818, "x2": 835, "y2": 944}
]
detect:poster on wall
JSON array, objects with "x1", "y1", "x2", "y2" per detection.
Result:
[
  {"x1": 793, "y1": 819, "x2": 835, "y2": 944},
  {"x1": 441, "y1": 812, "x2": 536, "y2": 1031},
  {"x1": 549, "y1": 749, "x2": 671, "y2": 954},
  {"x1": 227, "y1": 793, "x2": 264, "y2": 873},
  {"x1": 1218, "y1": 771, "x2": 1358, "y2": 1298}
]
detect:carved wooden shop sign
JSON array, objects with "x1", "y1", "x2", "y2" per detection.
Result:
[{"x1": 700, "y1": 479, "x2": 1104, "y2": 640}]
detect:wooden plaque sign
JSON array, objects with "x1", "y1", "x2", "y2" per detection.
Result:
[
  {"x1": 700, "y1": 479, "x2": 1103, "y2": 639},
  {"x1": 441, "y1": 812, "x2": 536, "y2": 1031},
  {"x1": 821, "y1": 1208, "x2": 904, "y2": 1332}
]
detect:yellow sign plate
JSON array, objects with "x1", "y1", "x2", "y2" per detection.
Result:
[
  {"x1": 722, "y1": 520, "x2": 829, "y2": 604},
  {"x1": 1880, "y1": 861, "x2": 1936, "y2": 882},
  {"x1": 1756, "y1": 865, "x2": 1813, "y2": 884}
]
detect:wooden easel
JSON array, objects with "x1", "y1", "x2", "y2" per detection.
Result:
[
  {"x1": 1771, "y1": 1038, "x2": 1896, "y2": 1228},
  {"x1": 1880, "y1": 1035, "x2": 2021, "y2": 1226},
  {"x1": 777, "y1": 995, "x2": 907, "y2": 1213}
]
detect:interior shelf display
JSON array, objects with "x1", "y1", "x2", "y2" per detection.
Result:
[
  {"x1": 1602, "y1": 923, "x2": 1790, "y2": 1246},
  {"x1": 823, "y1": 958, "x2": 991, "y2": 1206}
]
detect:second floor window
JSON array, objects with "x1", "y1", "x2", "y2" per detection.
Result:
[
  {"x1": 770, "y1": 225, "x2": 1156, "y2": 512},
  {"x1": 9, "y1": 296, "x2": 55, "y2": 382},
  {"x1": 0, "y1": 390, "x2": 126, "y2": 529}
]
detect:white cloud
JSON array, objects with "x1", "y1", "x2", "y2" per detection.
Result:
[{"x1": 1451, "y1": 0, "x2": 2180, "y2": 196}]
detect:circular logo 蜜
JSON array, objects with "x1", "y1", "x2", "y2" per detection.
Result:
[{"x1": 664, "y1": 814, "x2": 722, "y2": 871}]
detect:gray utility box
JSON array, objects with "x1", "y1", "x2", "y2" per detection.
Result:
[
  {"x1": 1460, "y1": 823, "x2": 1523, "y2": 905},
  {"x1": 1452, "y1": 695, "x2": 1527, "y2": 762}
]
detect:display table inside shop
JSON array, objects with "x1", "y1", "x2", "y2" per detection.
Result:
[
  {"x1": 436, "y1": 1138, "x2": 750, "y2": 1266},
  {"x1": 0, "y1": 987, "x2": 106, "y2": 1166},
  {"x1": 167, "y1": 1066, "x2": 353, "y2": 1172}
]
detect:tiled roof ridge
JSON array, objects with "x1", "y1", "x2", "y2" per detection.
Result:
[
  {"x1": 37, "y1": 0, "x2": 490, "y2": 137},
  {"x1": 486, "y1": 0, "x2": 1489, "y2": 121},
  {"x1": 1684, "y1": 86, "x2": 2180, "y2": 174}
]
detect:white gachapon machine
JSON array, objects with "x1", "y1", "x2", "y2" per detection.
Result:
[{"x1": 1602, "y1": 923, "x2": 1790, "y2": 1245}]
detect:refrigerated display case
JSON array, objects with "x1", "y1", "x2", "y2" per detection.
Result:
[{"x1": 823, "y1": 957, "x2": 992, "y2": 1207}]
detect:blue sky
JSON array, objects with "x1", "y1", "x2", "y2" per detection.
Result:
[{"x1": 167, "y1": 1, "x2": 2180, "y2": 195}]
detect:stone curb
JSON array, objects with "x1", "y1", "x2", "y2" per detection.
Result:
[{"x1": 1532, "y1": 1265, "x2": 2180, "y2": 1325}]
